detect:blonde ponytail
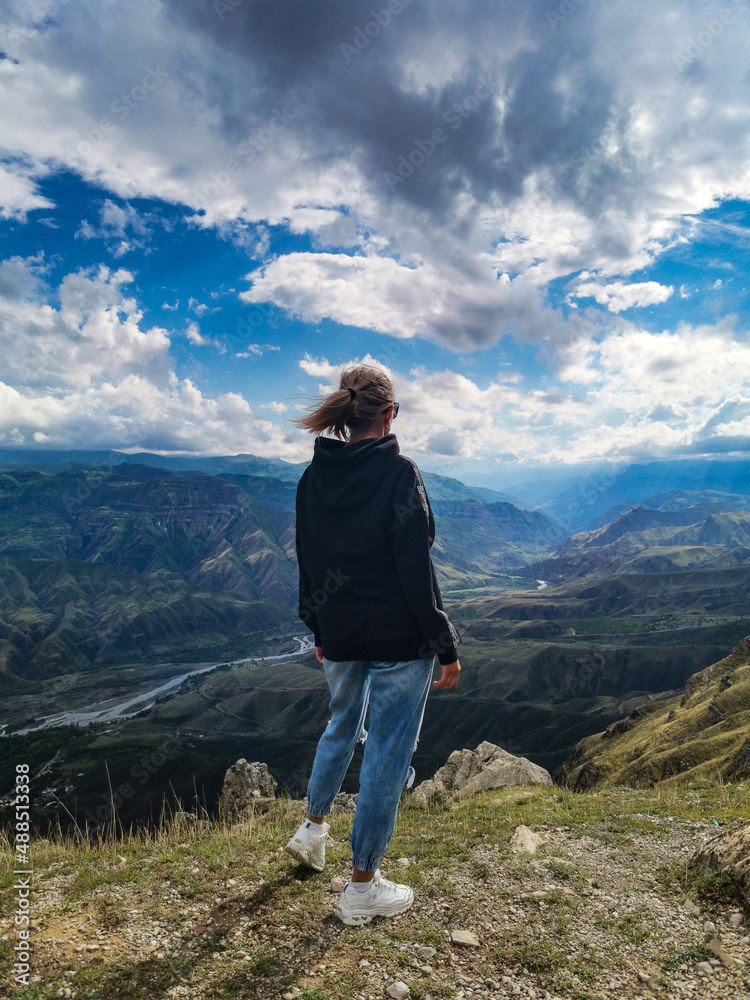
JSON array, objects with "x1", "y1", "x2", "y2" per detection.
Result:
[{"x1": 290, "y1": 365, "x2": 394, "y2": 441}]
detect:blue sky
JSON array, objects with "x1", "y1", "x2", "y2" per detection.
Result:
[{"x1": 1, "y1": 0, "x2": 749, "y2": 480}]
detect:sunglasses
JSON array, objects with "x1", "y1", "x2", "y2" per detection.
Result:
[{"x1": 385, "y1": 401, "x2": 399, "y2": 418}]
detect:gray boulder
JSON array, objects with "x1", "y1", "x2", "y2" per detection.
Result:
[
  {"x1": 692, "y1": 818, "x2": 750, "y2": 907},
  {"x1": 218, "y1": 758, "x2": 277, "y2": 821},
  {"x1": 302, "y1": 791, "x2": 358, "y2": 814},
  {"x1": 411, "y1": 741, "x2": 552, "y2": 807}
]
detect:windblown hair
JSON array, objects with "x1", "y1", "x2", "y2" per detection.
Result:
[{"x1": 290, "y1": 365, "x2": 394, "y2": 442}]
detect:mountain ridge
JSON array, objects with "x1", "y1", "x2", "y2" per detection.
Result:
[{"x1": 559, "y1": 636, "x2": 750, "y2": 791}]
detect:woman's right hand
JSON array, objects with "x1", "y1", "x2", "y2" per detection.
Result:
[{"x1": 433, "y1": 659, "x2": 460, "y2": 689}]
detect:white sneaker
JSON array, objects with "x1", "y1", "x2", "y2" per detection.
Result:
[
  {"x1": 284, "y1": 820, "x2": 330, "y2": 872},
  {"x1": 335, "y1": 869, "x2": 414, "y2": 925}
]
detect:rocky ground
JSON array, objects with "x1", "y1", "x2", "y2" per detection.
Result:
[{"x1": 1, "y1": 785, "x2": 749, "y2": 1000}]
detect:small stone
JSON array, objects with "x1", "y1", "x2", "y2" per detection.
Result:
[
  {"x1": 682, "y1": 899, "x2": 700, "y2": 916},
  {"x1": 730, "y1": 912, "x2": 744, "y2": 928},
  {"x1": 696, "y1": 961, "x2": 714, "y2": 976},
  {"x1": 450, "y1": 929, "x2": 480, "y2": 947},
  {"x1": 510, "y1": 825, "x2": 545, "y2": 854},
  {"x1": 330, "y1": 875, "x2": 346, "y2": 892},
  {"x1": 359, "y1": 959, "x2": 370, "y2": 967},
  {"x1": 386, "y1": 982, "x2": 410, "y2": 1000},
  {"x1": 705, "y1": 936, "x2": 737, "y2": 969},
  {"x1": 703, "y1": 920, "x2": 716, "y2": 935},
  {"x1": 416, "y1": 946, "x2": 437, "y2": 960},
  {"x1": 397, "y1": 857, "x2": 411, "y2": 867}
]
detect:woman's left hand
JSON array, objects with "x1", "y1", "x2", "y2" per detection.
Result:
[{"x1": 315, "y1": 645, "x2": 324, "y2": 663}]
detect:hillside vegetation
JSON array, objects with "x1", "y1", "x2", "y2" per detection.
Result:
[
  {"x1": 0, "y1": 463, "x2": 566, "y2": 686},
  {"x1": 520, "y1": 506, "x2": 750, "y2": 583},
  {"x1": 0, "y1": 554, "x2": 284, "y2": 692},
  {"x1": 560, "y1": 638, "x2": 750, "y2": 792},
  {"x1": 1, "y1": 785, "x2": 748, "y2": 1000}
]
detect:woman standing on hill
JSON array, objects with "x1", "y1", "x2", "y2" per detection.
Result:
[{"x1": 283, "y1": 364, "x2": 461, "y2": 925}]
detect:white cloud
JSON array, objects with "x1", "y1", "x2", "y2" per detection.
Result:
[
  {"x1": 188, "y1": 296, "x2": 208, "y2": 317},
  {"x1": 241, "y1": 252, "x2": 563, "y2": 348},
  {"x1": 0, "y1": 253, "x2": 48, "y2": 301},
  {"x1": 1, "y1": 1, "x2": 750, "y2": 468},
  {"x1": 0, "y1": 263, "x2": 172, "y2": 388},
  {"x1": 1, "y1": 1, "x2": 749, "y2": 353},
  {"x1": 0, "y1": 375, "x2": 300, "y2": 457},
  {"x1": 234, "y1": 342, "x2": 281, "y2": 359},
  {"x1": 0, "y1": 163, "x2": 54, "y2": 220},
  {"x1": 75, "y1": 200, "x2": 153, "y2": 256},
  {"x1": 294, "y1": 323, "x2": 750, "y2": 466},
  {"x1": 569, "y1": 279, "x2": 673, "y2": 313},
  {"x1": 0, "y1": 264, "x2": 310, "y2": 459},
  {"x1": 185, "y1": 321, "x2": 206, "y2": 345}
]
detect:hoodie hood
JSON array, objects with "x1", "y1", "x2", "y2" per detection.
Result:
[{"x1": 307, "y1": 433, "x2": 401, "y2": 508}]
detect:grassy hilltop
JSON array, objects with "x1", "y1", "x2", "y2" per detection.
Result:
[
  {"x1": 560, "y1": 637, "x2": 750, "y2": 792},
  {"x1": 1, "y1": 784, "x2": 749, "y2": 1000}
]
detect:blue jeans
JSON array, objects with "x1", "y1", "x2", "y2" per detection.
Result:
[{"x1": 306, "y1": 656, "x2": 435, "y2": 872}]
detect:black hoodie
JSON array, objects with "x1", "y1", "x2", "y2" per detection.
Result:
[{"x1": 295, "y1": 433, "x2": 460, "y2": 665}]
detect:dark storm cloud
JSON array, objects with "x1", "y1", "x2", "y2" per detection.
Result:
[{"x1": 166, "y1": 0, "x2": 623, "y2": 224}]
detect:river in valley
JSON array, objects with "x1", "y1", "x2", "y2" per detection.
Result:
[{"x1": 6, "y1": 636, "x2": 315, "y2": 735}]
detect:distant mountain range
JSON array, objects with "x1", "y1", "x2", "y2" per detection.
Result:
[
  {"x1": 520, "y1": 504, "x2": 750, "y2": 582},
  {"x1": 501, "y1": 459, "x2": 750, "y2": 532},
  {"x1": 0, "y1": 457, "x2": 567, "y2": 688}
]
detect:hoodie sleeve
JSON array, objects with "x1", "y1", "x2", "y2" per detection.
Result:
[
  {"x1": 391, "y1": 459, "x2": 461, "y2": 665},
  {"x1": 295, "y1": 480, "x2": 322, "y2": 647}
]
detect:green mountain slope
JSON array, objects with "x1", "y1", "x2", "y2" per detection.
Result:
[
  {"x1": 559, "y1": 637, "x2": 750, "y2": 790},
  {"x1": 0, "y1": 467, "x2": 298, "y2": 600},
  {"x1": 0, "y1": 463, "x2": 568, "y2": 689},
  {"x1": 0, "y1": 555, "x2": 283, "y2": 691},
  {"x1": 520, "y1": 506, "x2": 750, "y2": 582}
]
